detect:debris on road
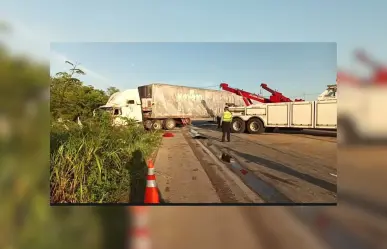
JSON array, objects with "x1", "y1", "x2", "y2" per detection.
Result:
[{"x1": 163, "y1": 132, "x2": 174, "y2": 137}]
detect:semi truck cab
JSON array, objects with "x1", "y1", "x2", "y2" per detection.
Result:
[{"x1": 99, "y1": 89, "x2": 143, "y2": 126}]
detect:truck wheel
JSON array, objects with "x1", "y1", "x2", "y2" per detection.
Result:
[
  {"x1": 247, "y1": 118, "x2": 264, "y2": 134},
  {"x1": 164, "y1": 119, "x2": 176, "y2": 130},
  {"x1": 152, "y1": 120, "x2": 163, "y2": 130},
  {"x1": 231, "y1": 118, "x2": 246, "y2": 133},
  {"x1": 144, "y1": 120, "x2": 153, "y2": 130}
]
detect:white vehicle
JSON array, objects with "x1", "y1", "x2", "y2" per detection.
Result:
[
  {"x1": 99, "y1": 83, "x2": 245, "y2": 129},
  {"x1": 336, "y1": 49, "x2": 387, "y2": 144},
  {"x1": 338, "y1": 84, "x2": 387, "y2": 144},
  {"x1": 317, "y1": 84, "x2": 337, "y2": 101},
  {"x1": 228, "y1": 99, "x2": 337, "y2": 134},
  {"x1": 99, "y1": 88, "x2": 144, "y2": 126}
]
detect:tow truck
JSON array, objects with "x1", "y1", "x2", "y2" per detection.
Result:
[
  {"x1": 219, "y1": 82, "x2": 337, "y2": 134},
  {"x1": 337, "y1": 50, "x2": 387, "y2": 145}
]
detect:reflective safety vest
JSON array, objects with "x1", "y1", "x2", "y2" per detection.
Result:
[{"x1": 223, "y1": 111, "x2": 232, "y2": 122}]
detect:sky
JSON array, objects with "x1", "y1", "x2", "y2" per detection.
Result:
[
  {"x1": 1, "y1": 0, "x2": 386, "y2": 99},
  {"x1": 50, "y1": 42, "x2": 336, "y2": 100}
]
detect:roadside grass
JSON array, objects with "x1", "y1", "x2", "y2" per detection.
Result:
[
  {"x1": 1, "y1": 43, "x2": 131, "y2": 249},
  {"x1": 50, "y1": 116, "x2": 162, "y2": 203}
]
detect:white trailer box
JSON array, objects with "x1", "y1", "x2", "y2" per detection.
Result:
[{"x1": 138, "y1": 83, "x2": 245, "y2": 119}]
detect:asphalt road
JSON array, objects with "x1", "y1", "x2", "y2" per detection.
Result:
[
  {"x1": 149, "y1": 206, "x2": 331, "y2": 249},
  {"x1": 190, "y1": 121, "x2": 337, "y2": 203},
  {"x1": 154, "y1": 128, "x2": 263, "y2": 203},
  {"x1": 149, "y1": 123, "x2": 387, "y2": 249}
]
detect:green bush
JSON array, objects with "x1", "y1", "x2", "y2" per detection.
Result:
[
  {"x1": 0, "y1": 28, "x2": 159, "y2": 248},
  {"x1": 47, "y1": 53, "x2": 163, "y2": 203},
  {"x1": 50, "y1": 115, "x2": 162, "y2": 203}
]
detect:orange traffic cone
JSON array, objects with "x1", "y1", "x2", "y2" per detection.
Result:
[
  {"x1": 147, "y1": 159, "x2": 155, "y2": 177},
  {"x1": 144, "y1": 159, "x2": 159, "y2": 204},
  {"x1": 128, "y1": 206, "x2": 151, "y2": 249}
]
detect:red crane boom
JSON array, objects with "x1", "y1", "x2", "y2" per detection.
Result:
[
  {"x1": 220, "y1": 82, "x2": 304, "y2": 106},
  {"x1": 260, "y1": 83, "x2": 304, "y2": 102},
  {"x1": 354, "y1": 50, "x2": 387, "y2": 85},
  {"x1": 219, "y1": 83, "x2": 271, "y2": 106},
  {"x1": 338, "y1": 50, "x2": 387, "y2": 85}
]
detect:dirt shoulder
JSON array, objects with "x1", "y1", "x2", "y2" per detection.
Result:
[{"x1": 154, "y1": 129, "x2": 220, "y2": 203}]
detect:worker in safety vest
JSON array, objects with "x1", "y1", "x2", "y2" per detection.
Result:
[{"x1": 220, "y1": 106, "x2": 232, "y2": 142}]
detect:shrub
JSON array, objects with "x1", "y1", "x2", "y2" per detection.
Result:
[{"x1": 50, "y1": 115, "x2": 162, "y2": 203}]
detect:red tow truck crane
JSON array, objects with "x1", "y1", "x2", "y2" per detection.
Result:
[
  {"x1": 219, "y1": 82, "x2": 304, "y2": 106},
  {"x1": 219, "y1": 83, "x2": 271, "y2": 106},
  {"x1": 338, "y1": 50, "x2": 387, "y2": 85},
  {"x1": 337, "y1": 49, "x2": 387, "y2": 144},
  {"x1": 260, "y1": 83, "x2": 304, "y2": 103},
  {"x1": 355, "y1": 50, "x2": 387, "y2": 85}
]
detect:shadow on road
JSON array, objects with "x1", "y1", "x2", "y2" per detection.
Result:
[
  {"x1": 128, "y1": 150, "x2": 166, "y2": 204},
  {"x1": 191, "y1": 120, "x2": 337, "y2": 138},
  {"x1": 201, "y1": 131, "x2": 307, "y2": 160},
  {"x1": 226, "y1": 147, "x2": 337, "y2": 194},
  {"x1": 94, "y1": 207, "x2": 128, "y2": 249},
  {"x1": 279, "y1": 128, "x2": 337, "y2": 138}
]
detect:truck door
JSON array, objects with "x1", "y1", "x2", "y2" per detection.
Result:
[{"x1": 121, "y1": 99, "x2": 143, "y2": 122}]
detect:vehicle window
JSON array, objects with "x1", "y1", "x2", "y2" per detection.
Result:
[
  {"x1": 127, "y1": 100, "x2": 135, "y2": 104},
  {"x1": 113, "y1": 109, "x2": 120, "y2": 116}
]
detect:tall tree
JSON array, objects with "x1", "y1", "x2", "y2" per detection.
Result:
[
  {"x1": 50, "y1": 62, "x2": 109, "y2": 121},
  {"x1": 106, "y1": 86, "x2": 120, "y2": 97}
]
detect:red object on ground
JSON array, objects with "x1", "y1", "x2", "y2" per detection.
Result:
[
  {"x1": 240, "y1": 169, "x2": 248, "y2": 175},
  {"x1": 315, "y1": 214, "x2": 330, "y2": 230},
  {"x1": 163, "y1": 132, "x2": 174, "y2": 137}
]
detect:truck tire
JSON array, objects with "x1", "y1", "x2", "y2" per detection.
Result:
[
  {"x1": 247, "y1": 118, "x2": 264, "y2": 134},
  {"x1": 231, "y1": 118, "x2": 246, "y2": 133},
  {"x1": 144, "y1": 120, "x2": 153, "y2": 130},
  {"x1": 164, "y1": 118, "x2": 176, "y2": 130},
  {"x1": 152, "y1": 120, "x2": 163, "y2": 130}
]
